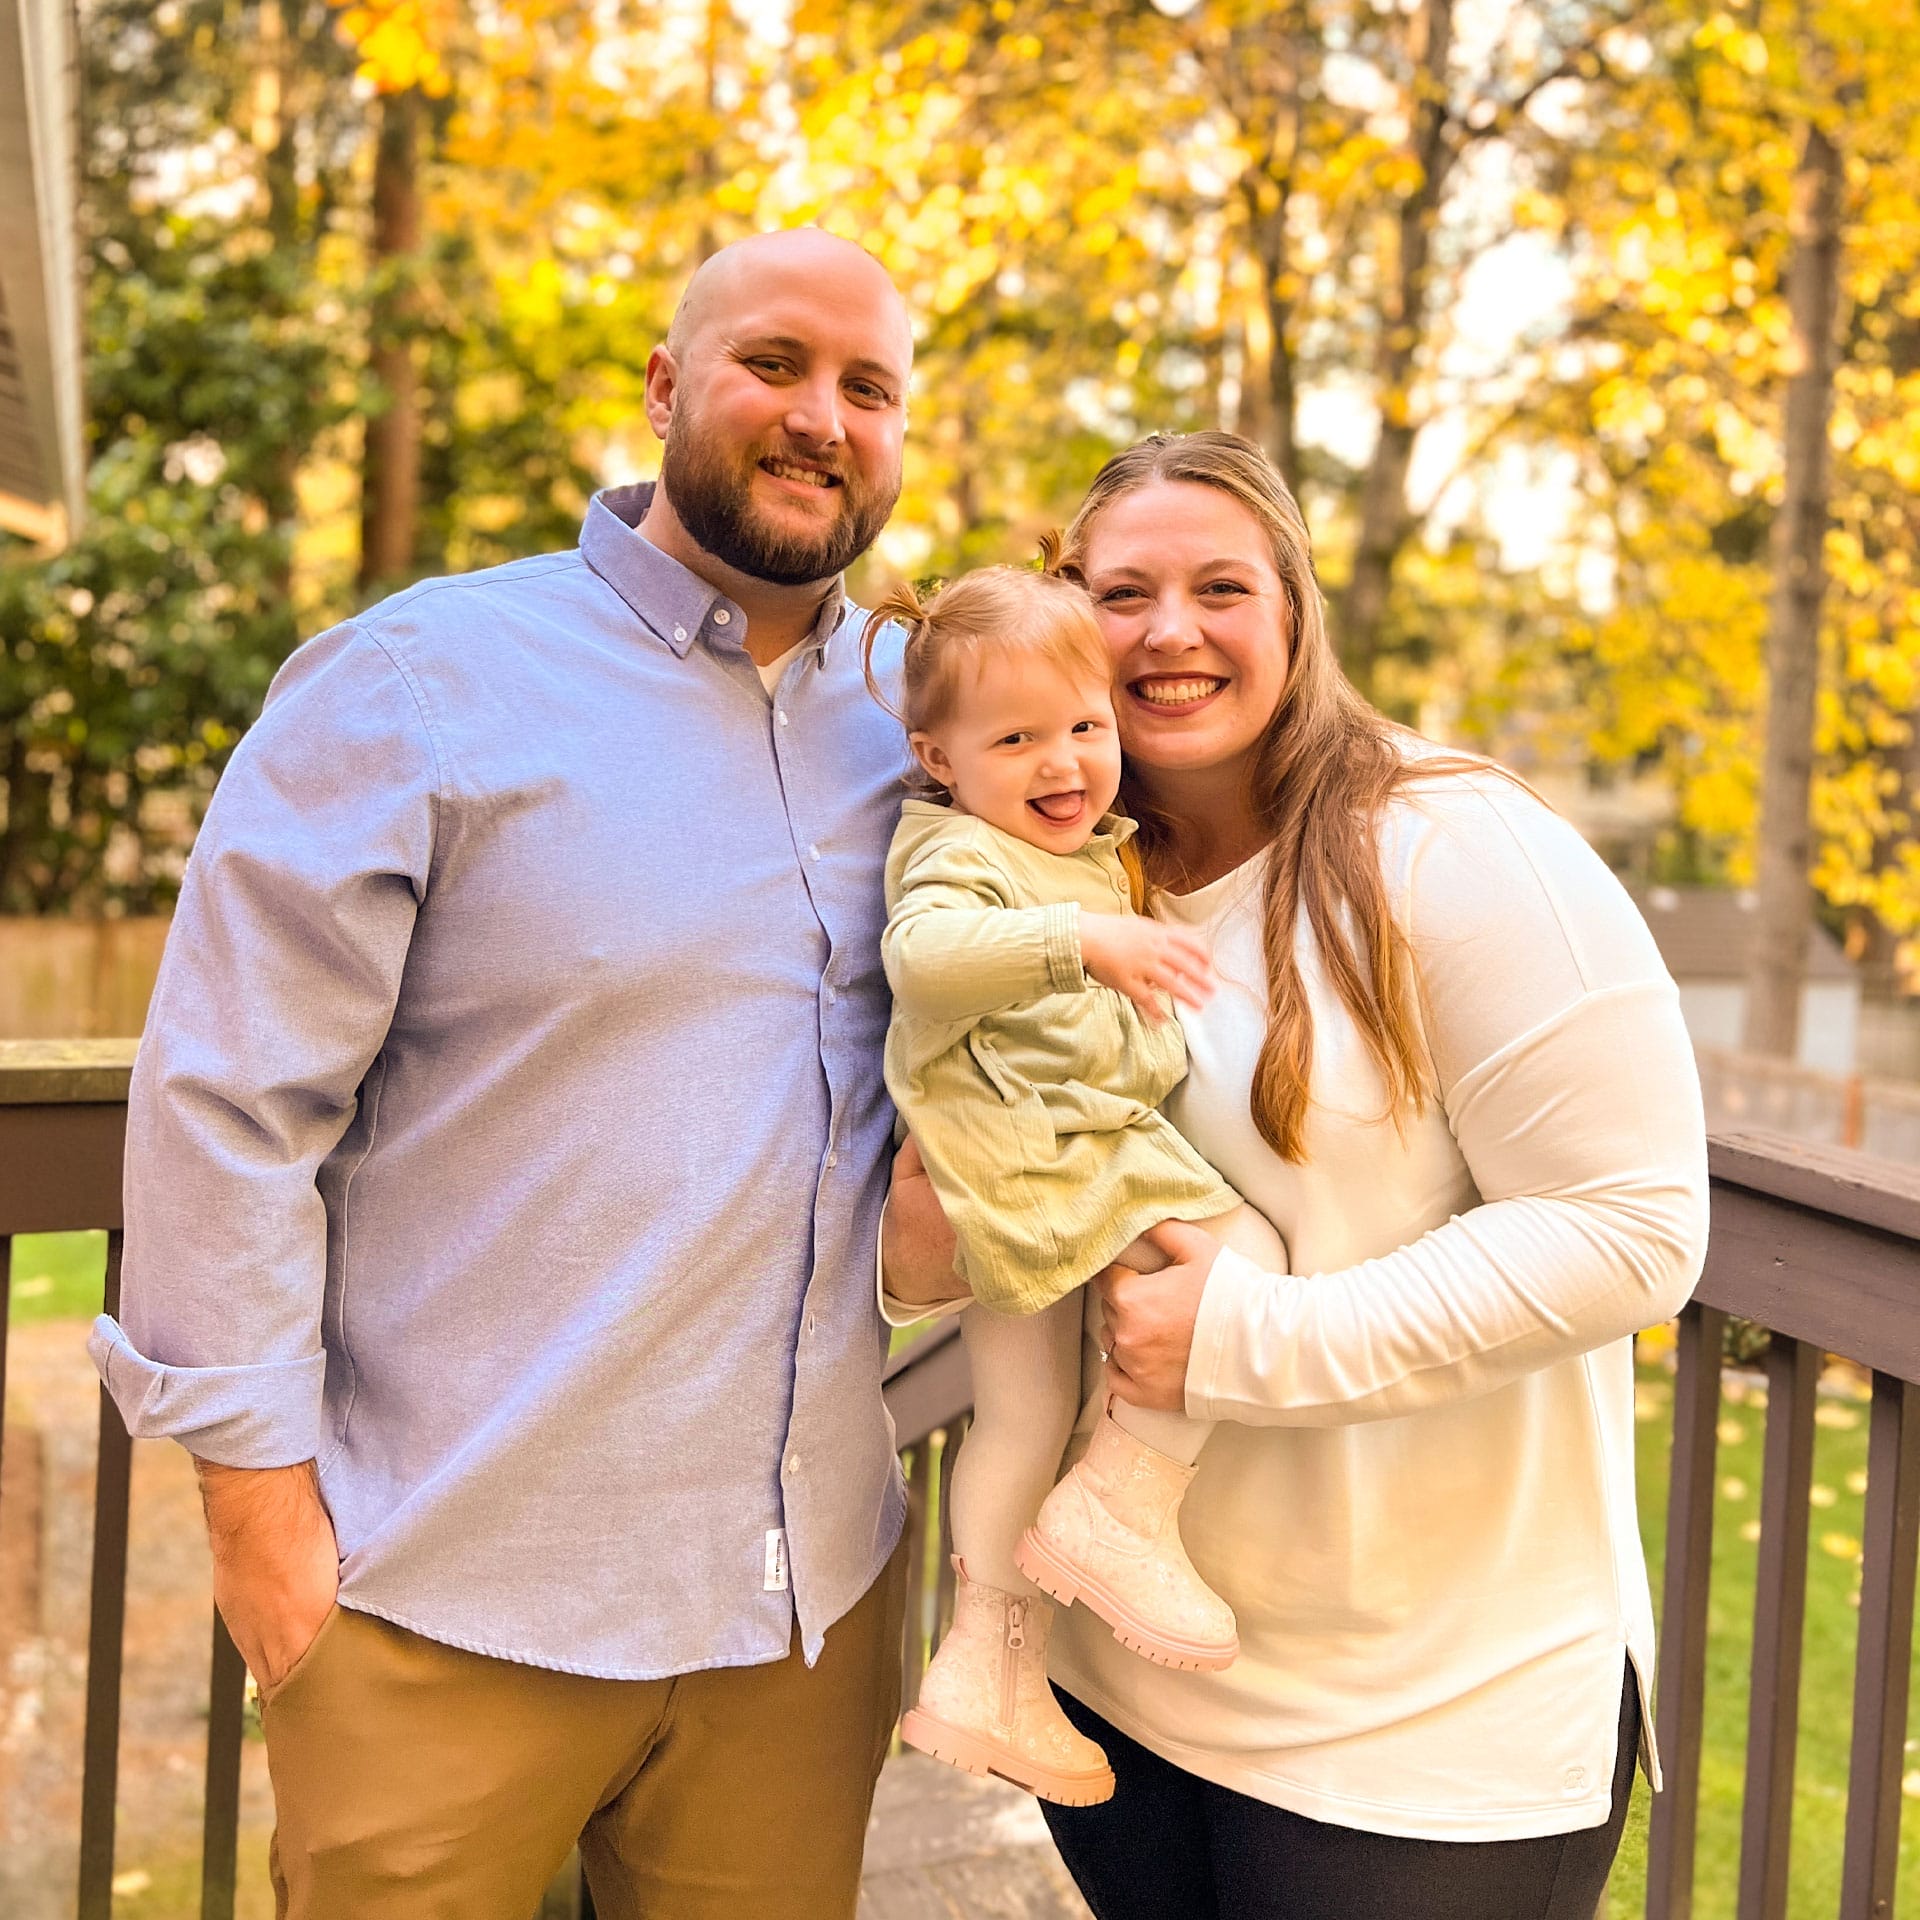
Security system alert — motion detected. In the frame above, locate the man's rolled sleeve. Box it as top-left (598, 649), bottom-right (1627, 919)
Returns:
top-left (88, 1320), bottom-right (327, 1466)
top-left (92, 620), bottom-right (439, 1465)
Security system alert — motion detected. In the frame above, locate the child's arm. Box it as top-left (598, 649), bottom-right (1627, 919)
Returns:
top-left (883, 851), bottom-right (1084, 1026)
top-left (885, 839), bottom-right (1216, 1027)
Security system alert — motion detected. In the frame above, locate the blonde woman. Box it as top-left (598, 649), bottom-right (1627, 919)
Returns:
top-left (883, 431), bottom-right (1707, 1919)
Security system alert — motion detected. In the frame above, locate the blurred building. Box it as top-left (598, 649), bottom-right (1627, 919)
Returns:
top-left (0, 0), bottom-right (84, 547)
top-left (1629, 884), bottom-right (1861, 1077)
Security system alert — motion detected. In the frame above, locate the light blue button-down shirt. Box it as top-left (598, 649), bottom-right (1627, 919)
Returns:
top-left (90, 484), bottom-right (912, 1676)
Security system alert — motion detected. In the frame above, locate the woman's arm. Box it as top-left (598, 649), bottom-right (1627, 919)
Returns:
top-left (1111, 778), bottom-right (1710, 1426)
top-left (878, 1134), bottom-right (972, 1320)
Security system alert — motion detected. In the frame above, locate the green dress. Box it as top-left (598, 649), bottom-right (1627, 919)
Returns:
top-left (882, 799), bottom-right (1240, 1316)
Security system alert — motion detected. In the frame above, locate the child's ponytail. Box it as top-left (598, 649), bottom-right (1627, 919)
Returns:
top-left (862, 581), bottom-right (933, 721)
top-left (861, 558), bottom-right (1107, 758)
top-left (1035, 529), bottom-right (1068, 576)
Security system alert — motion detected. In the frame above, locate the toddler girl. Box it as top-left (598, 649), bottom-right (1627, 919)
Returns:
top-left (864, 555), bottom-right (1287, 1805)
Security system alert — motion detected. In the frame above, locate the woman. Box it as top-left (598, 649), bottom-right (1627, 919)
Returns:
top-left (883, 431), bottom-right (1708, 1919)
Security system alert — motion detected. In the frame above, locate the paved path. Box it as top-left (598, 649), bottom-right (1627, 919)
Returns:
top-left (862, 1753), bottom-right (1093, 1919)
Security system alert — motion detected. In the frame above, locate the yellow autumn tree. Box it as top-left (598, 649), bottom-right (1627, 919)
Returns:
top-left (1534, 0), bottom-right (1920, 1002)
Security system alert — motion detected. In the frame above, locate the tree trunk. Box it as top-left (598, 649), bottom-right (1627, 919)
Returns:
top-left (1212, 4), bottom-right (1307, 490)
top-left (1743, 113), bottom-right (1844, 1058)
top-left (252, 0), bottom-right (302, 610)
top-left (1334, 0), bottom-right (1454, 699)
top-left (0, 732), bottom-right (35, 912)
top-left (1236, 176), bottom-right (1299, 489)
top-left (1847, 722), bottom-right (1920, 999)
top-left (359, 87), bottom-right (425, 598)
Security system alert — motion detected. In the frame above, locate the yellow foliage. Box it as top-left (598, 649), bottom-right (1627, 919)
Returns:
top-left (332, 0), bottom-right (455, 96)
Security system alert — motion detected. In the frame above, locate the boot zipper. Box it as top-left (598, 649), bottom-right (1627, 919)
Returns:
top-left (1001, 1600), bottom-right (1025, 1731)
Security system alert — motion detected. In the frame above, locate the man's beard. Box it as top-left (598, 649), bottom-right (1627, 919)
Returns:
top-left (661, 422), bottom-right (899, 587)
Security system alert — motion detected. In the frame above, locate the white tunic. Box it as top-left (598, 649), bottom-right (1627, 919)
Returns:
top-left (1047, 765), bottom-right (1709, 1841)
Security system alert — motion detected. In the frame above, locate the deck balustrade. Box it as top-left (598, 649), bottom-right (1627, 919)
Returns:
top-left (6, 1039), bottom-right (1920, 1919)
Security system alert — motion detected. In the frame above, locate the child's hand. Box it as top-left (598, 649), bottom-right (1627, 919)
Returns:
top-left (1078, 913), bottom-right (1215, 1023)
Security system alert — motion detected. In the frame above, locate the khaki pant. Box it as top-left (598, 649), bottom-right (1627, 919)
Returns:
top-left (261, 1541), bottom-right (907, 1920)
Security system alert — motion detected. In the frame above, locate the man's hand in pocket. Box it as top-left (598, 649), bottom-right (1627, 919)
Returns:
top-left (194, 1459), bottom-right (340, 1692)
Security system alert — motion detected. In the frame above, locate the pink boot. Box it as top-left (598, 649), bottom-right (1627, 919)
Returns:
top-left (900, 1560), bottom-right (1115, 1806)
top-left (1015, 1410), bottom-right (1238, 1671)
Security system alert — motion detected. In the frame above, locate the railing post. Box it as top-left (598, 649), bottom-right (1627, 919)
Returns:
top-left (934, 1413), bottom-right (967, 1649)
top-left (1838, 1371), bottom-right (1920, 1920)
top-left (0, 1231), bottom-right (12, 1548)
top-left (200, 1610), bottom-right (248, 1920)
top-left (1648, 1301), bottom-right (1726, 1920)
top-left (898, 1441), bottom-right (933, 1725)
top-left (78, 1229), bottom-right (131, 1920)
top-left (1736, 1335), bottom-right (1819, 1920)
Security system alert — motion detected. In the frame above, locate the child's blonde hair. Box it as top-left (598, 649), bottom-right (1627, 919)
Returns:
top-left (860, 535), bottom-right (1112, 738)
top-left (862, 539), bottom-right (1144, 903)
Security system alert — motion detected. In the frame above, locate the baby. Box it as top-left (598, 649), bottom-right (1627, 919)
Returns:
top-left (864, 554), bottom-right (1287, 1806)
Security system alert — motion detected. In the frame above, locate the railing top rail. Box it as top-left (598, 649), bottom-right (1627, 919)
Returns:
top-left (881, 1317), bottom-right (968, 1454)
top-left (1710, 1128), bottom-right (1920, 1245)
top-left (882, 1315), bottom-right (961, 1384)
top-left (0, 1038), bottom-right (138, 1106)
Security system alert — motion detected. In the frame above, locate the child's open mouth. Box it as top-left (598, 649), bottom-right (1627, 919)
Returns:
top-left (1029, 791), bottom-right (1087, 825)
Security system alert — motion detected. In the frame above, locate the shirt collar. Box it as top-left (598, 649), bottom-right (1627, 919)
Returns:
top-left (580, 481), bottom-right (849, 663)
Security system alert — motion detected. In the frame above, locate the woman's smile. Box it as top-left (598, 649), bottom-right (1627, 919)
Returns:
top-left (1127, 673), bottom-right (1229, 715)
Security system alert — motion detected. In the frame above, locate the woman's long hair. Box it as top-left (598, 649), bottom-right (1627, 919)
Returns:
top-left (1062, 431), bottom-right (1486, 1163)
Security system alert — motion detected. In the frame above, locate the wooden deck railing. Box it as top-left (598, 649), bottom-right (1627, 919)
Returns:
top-left (7, 1039), bottom-right (1920, 1918)
top-left (881, 1130), bottom-right (1920, 1920)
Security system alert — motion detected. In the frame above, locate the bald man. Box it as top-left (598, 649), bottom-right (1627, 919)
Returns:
top-left (91, 230), bottom-right (919, 1918)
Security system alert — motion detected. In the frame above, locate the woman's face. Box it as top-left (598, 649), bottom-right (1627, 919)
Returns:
top-left (1078, 481), bottom-right (1291, 785)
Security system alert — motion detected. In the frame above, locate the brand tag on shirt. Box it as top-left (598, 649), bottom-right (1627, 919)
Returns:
top-left (763, 1528), bottom-right (790, 1592)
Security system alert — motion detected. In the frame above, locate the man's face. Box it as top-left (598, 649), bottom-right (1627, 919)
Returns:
top-left (652, 259), bottom-right (911, 586)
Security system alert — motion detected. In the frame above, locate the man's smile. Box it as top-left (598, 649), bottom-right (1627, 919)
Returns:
top-left (759, 456), bottom-right (842, 493)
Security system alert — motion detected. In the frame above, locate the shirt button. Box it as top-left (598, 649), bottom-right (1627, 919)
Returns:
top-left (673, 625), bottom-right (687, 643)
top-left (787, 1453), bottom-right (802, 1475)
top-left (713, 608), bottom-right (731, 626)
top-left (808, 844), bottom-right (822, 862)
top-left (825, 1151), bottom-right (839, 1171)
top-left (777, 710), bottom-right (789, 726)
top-left (825, 987), bottom-right (838, 1005)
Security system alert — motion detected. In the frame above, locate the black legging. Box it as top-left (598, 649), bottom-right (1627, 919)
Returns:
top-left (1041, 1670), bottom-right (1639, 1920)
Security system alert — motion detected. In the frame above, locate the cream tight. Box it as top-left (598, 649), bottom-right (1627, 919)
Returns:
top-left (947, 1202), bottom-right (1287, 1594)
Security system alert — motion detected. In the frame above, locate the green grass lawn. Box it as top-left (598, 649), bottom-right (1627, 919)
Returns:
top-left (7, 1229), bottom-right (109, 1324)
top-left (1608, 1350), bottom-right (1920, 1916)
top-left (11, 1240), bottom-right (1918, 1912)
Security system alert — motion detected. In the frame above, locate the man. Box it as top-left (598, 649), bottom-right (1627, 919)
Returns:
top-left (91, 228), bottom-right (918, 1919)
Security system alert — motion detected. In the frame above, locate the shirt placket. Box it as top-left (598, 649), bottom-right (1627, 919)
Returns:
top-left (766, 648), bottom-right (855, 1580)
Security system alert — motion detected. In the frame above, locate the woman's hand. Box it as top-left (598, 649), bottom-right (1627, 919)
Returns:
top-left (1095, 1219), bottom-right (1224, 1410)
top-left (1078, 915), bottom-right (1215, 1024)
top-left (881, 1134), bottom-right (972, 1311)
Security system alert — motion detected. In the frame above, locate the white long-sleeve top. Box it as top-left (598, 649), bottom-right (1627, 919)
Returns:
top-left (1047, 764), bottom-right (1709, 1841)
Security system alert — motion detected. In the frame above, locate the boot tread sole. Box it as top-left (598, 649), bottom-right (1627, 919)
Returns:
top-left (899, 1707), bottom-right (1116, 1806)
top-left (1014, 1528), bottom-right (1239, 1672)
